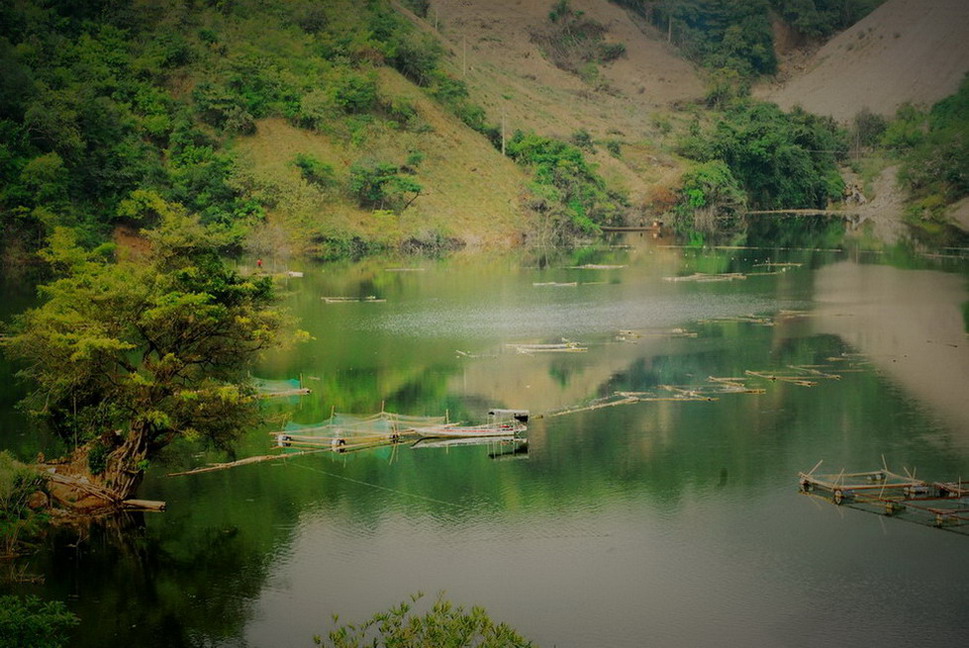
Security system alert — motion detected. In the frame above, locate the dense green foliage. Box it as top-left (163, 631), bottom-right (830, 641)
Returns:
top-left (674, 160), bottom-right (746, 235)
top-left (0, 0), bottom-right (511, 262)
top-left (2, 213), bottom-right (290, 498)
top-left (897, 76), bottom-right (969, 212)
top-left (0, 451), bottom-right (46, 557)
top-left (0, 595), bottom-right (78, 648)
top-left (680, 100), bottom-right (846, 210)
top-left (506, 131), bottom-right (627, 236)
top-left (314, 593), bottom-right (532, 648)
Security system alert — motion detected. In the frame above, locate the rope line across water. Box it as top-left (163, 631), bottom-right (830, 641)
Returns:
top-left (290, 460), bottom-right (464, 510)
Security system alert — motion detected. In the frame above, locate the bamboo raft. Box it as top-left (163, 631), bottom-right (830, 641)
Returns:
top-left (664, 272), bottom-right (747, 282)
top-left (507, 341), bottom-right (588, 354)
top-left (321, 296), bottom-right (386, 303)
top-left (799, 461), bottom-right (969, 533)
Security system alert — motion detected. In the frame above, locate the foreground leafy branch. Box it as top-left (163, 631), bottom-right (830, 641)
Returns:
top-left (314, 593), bottom-right (533, 648)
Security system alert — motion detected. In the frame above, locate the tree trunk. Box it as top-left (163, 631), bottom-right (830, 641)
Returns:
top-left (99, 423), bottom-right (150, 502)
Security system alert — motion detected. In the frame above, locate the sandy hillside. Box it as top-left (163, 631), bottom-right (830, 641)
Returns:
top-left (760, 0), bottom-right (969, 122)
top-left (426, 0), bottom-right (705, 203)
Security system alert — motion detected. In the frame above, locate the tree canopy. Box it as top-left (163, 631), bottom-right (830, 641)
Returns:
top-left (3, 212), bottom-right (291, 500)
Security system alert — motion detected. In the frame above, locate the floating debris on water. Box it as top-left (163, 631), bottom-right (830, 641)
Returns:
top-left (532, 281), bottom-right (578, 287)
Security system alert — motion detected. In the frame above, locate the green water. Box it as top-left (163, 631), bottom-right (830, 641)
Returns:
top-left (3, 236), bottom-right (969, 647)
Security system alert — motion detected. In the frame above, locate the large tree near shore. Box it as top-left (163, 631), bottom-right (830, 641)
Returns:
top-left (3, 213), bottom-right (289, 504)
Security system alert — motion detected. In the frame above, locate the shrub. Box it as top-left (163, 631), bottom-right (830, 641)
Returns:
top-left (851, 107), bottom-right (888, 150)
top-left (293, 154), bottom-right (337, 190)
top-left (348, 161), bottom-right (422, 212)
top-left (0, 596), bottom-right (79, 648)
top-left (0, 451), bottom-right (47, 557)
top-left (313, 593), bottom-right (531, 648)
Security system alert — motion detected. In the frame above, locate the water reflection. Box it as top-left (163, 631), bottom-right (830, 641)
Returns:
top-left (3, 239), bottom-right (969, 647)
top-left (813, 261), bottom-right (969, 435)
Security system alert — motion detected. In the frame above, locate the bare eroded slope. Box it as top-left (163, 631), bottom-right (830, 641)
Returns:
top-left (761, 0), bottom-right (969, 122)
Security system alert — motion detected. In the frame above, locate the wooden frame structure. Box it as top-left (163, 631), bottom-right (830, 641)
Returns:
top-left (798, 460), bottom-right (969, 534)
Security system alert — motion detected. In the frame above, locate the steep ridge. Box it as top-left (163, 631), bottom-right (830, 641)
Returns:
top-left (760, 0), bottom-right (969, 122)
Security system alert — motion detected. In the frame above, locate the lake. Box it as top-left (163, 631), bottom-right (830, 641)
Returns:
top-left (3, 233), bottom-right (969, 647)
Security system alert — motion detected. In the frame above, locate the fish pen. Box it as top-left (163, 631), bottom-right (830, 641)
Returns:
top-left (798, 461), bottom-right (969, 535)
top-left (276, 410), bottom-right (448, 450)
top-left (253, 377), bottom-right (311, 398)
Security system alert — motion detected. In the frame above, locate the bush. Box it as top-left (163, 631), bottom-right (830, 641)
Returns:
top-left (293, 153), bottom-right (336, 190)
top-left (348, 161), bottom-right (422, 212)
top-left (0, 596), bottom-right (79, 648)
top-left (675, 160), bottom-right (746, 235)
top-left (507, 131), bottom-right (627, 234)
top-left (313, 593), bottom-right (531, 648)
top-left (851, 107), bottom-right (888, 150)
top-left (532, 0), bottom-right (626, 78)
top-left (0, 451), bottom-right (47, 557)
top-left (899, 77), bottom-right (969, 204)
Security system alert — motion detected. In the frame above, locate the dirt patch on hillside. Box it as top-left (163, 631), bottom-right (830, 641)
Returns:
top-left (759, 0), bottom-right (969, 122)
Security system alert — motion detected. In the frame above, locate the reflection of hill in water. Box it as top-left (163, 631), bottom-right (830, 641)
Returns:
top-left (812, 262), bottom-right (969, 436)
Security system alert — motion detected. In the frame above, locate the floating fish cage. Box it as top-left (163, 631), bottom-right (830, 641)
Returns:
top-left (798, 463), bottom-right (969, 534)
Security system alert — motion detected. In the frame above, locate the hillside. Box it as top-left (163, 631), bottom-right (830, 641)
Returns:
top-left (760, 0), bottom-right (969, 122)
top-left (429, 0), bottom-right (705, 207)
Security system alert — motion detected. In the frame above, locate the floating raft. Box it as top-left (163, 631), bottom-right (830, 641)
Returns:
top-left (798, 462), bottom-right (969, 534)
top-left (566, 264), bottom-right (626, 270)
top-left (322, 296), bottom-right (386, 303)
top-left (664, 272), bottom-right (747, 282)
top-left (507, 341), bottom-right (587, 354)
top-left (253, 377), bottom-right (311, 398)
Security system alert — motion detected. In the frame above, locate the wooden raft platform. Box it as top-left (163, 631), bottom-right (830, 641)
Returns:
top-left (798, 461), bottom-right (969, 532)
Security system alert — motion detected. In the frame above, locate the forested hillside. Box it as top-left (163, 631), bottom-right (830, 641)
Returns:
top-left (1, 0), bottom-right (966, 266)
top-left (0, 0), bottom-right (551, 266)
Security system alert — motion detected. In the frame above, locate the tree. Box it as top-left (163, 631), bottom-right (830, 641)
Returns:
top-left (676, 160), bottom-right (746, 235)
top-left (2, 212), bottom-right (291, 504)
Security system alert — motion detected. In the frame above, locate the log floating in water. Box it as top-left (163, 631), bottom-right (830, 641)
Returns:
top-left (122, 499), bottom-right (166, 511)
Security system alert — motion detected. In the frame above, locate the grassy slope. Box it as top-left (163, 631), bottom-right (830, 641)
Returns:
top-left (234, 67), bottom-right (531, 254)
top-left (429, 0), bottom-right (705, 212)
